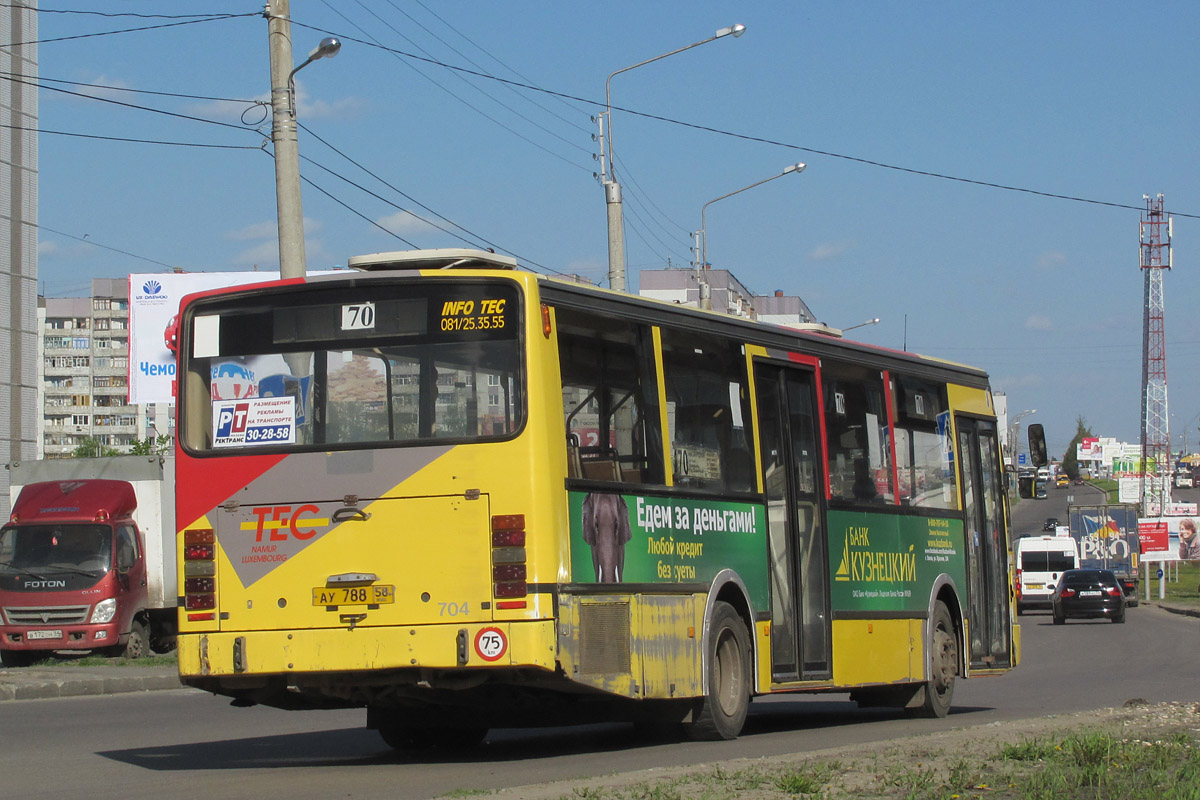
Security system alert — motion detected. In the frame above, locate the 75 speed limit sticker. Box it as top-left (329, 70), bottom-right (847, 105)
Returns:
top-left (473, 627), bottom-right (508, 662)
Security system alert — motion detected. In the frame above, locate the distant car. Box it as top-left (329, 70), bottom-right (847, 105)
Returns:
top-left (1074, 477), bottom-right (1084, 485)
top-left (1056, 475), bottom-right (1069, 487)
top-left (1051, 569), bottom-right (1126, 624)
top-left (1043, 517), bottom-right (1059, 531)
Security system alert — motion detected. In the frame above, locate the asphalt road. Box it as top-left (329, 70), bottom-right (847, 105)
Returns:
top-left (1, 600), bottom-right (1195, 800)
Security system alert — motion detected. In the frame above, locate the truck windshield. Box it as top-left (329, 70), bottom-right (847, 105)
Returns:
top-left (0, 524), bottom-right (113, 576)
top-left (180, 279), bottom-right (524, 453)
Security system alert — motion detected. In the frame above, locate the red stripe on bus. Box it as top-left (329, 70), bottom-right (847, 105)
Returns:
top-left (175, 452), bottom-right (288, 530)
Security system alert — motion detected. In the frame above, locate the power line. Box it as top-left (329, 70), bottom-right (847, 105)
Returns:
top-left (1, 71), bottom-right (259, 135)
top-left (32, 220), bottom-right (180, 270)
top-left (0, 120), bottom-right (262, 150)
top-left (3, 71), bottom-right (257, 104)
top-left (296, 122), bottom-right (564, 275)
top-left (289, 21), bottom-right (1200, 221)
top-left (0, 11), bottom-right (257, 49)
top-left (314, 1), bottom-right (589, 175)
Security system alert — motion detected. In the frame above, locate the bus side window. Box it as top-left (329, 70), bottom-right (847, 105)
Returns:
top-left (892, 375), bottom-right (956, 509)
top-left (556, 308), bottom-right (664, 485)
top-left (659, 328), bottom-right (754, 494)
top-left (822, 362), bottom-right (894, 504)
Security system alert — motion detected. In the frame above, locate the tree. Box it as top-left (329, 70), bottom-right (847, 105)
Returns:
top-left (1059, 416), bottom-right (1093, 479)
top-left (129, 434), bottom-right (172, 456)
top-left (71, 436), bottom-right (122, 458)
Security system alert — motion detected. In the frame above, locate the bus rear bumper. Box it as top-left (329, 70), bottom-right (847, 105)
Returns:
top-left (178, 620), bottom-right (558, 680)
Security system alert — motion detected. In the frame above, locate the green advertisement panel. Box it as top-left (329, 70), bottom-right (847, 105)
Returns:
top-left (568, 490), bottom-right (769, 610)
top-left (828, 509), bottom-right (966, 613)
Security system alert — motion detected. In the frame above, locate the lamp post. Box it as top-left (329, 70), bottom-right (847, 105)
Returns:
top-left (841, 317), bottom-right (881, 333)
top-left (600, 24), bottom-right (745, 292)
top-left (695, 162), bottom-right (805, 310)
top-left (267, 0), bottom-right (341, 279)
top-left (1008, 409), bottom-right (1036, 470)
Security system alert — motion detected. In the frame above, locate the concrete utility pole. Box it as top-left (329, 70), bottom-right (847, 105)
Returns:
top-left (599, 24), bottom-right (745, 293)
top-left (267, 0), bottom-right (306, 279)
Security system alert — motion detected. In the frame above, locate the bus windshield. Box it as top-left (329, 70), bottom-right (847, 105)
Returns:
top-left (180, 279), bottom-right (523, 452)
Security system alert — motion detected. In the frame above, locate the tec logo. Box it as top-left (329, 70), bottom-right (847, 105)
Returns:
top-left (242, 505), bottom-right (330, 542)
top-left (216, 404), bottom-right (250, 437)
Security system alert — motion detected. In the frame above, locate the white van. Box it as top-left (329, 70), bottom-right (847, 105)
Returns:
top-left (1014, 535), bottom-right (1079, 614)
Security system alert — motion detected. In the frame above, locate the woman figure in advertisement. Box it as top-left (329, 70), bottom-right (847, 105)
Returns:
top-left (1178, 518), bottom-right (1200, 561)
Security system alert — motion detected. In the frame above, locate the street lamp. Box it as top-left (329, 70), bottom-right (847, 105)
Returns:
top-left (600, 24), bottom-right (746, 292)
top-left (695, 162), bottom-right (805, 309)
top-left (267, 0), bottom-right (341, 279)
top-left (841, 317), bottom-right (881, 333)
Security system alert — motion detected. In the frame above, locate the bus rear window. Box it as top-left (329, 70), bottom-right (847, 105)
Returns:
top-left (1020, 551), bottom-right (1075, 572)
top-left (179, 280), bottom-right (523, 452)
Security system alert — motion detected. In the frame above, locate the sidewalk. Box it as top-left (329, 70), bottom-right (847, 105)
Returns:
top-left (0, 663), bottom-right (181, 702)
top-left (1, 602), bottom-right (1196, 702)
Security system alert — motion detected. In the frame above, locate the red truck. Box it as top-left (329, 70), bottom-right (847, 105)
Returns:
top-left (0, 456), bottom-right (175, 667)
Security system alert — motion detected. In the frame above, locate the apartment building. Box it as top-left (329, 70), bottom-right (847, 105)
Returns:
top-left (638, 268), bottom-right (816, 325)
top-left (39, 279), bottom-right (164, 458)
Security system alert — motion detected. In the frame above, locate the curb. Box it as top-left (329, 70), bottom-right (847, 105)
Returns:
top-left (0, 668), bottom-right (181, 702)
top-left (1149, 602), bottom-right (1200, 619)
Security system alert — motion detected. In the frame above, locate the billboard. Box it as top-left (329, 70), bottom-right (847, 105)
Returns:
top-left (128, 271), bottom-right (336, 404)
top-left (1139, 516), bottom-right (1200, 562)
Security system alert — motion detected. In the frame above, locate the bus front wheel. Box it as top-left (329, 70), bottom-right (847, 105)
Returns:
top-left (909, 600), bottom-right (957, 719)
top-left (685, 601), bottom-right (751, 741)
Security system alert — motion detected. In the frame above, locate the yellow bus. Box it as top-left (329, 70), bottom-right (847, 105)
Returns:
top-left (173, 249), bottom-right (1027, 748)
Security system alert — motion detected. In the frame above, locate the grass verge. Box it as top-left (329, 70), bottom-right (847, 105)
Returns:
top-left (466, 703), bottom-right (1200, 800)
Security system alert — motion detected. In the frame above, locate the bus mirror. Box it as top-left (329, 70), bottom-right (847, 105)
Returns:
top-left (1027, 424), bottom-right (1048, 468)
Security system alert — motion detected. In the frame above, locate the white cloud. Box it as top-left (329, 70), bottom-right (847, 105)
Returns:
top-left (375, 210), bottom-right (436, 236)
top-left (808, 241), bottom-right (853, 261)
top-left (993, 373), bottom-right (1044, 390)
top-left (227, 221), bottom-right (279, 242)
top-left (226, 218), bottom-right (323, 242)
top-left (1037, 250), bottom-right (1068, 269)
top-left (231, 240), bottom-right (280, 268)
top-left (1025, 315), bottom-right (1053, 331)
top-left (187, 83), bottom-right (366, 124)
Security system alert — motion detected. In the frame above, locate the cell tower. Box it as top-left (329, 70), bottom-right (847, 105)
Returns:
top-left (1139, 193), bottom-right (1172, 514)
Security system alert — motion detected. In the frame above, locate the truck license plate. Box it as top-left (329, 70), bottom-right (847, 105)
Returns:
top-left (1026, 583), bottom-right (1043, 590)
top-left (26, 629), bottom-right (63, 640)
top-left (312, 585), bottom-right (395, 606)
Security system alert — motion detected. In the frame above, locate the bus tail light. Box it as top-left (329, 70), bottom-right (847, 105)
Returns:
top-left (491, 514), bottom-right (527, 605)
top-left (183, 528), bottom-right (217, 620)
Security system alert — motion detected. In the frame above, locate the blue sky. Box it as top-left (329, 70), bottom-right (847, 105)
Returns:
top-left (32, 2), bottom-right (1200, 457)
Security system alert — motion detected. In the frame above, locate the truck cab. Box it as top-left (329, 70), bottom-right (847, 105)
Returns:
top-left (0, 479), bottom-right (151, 666)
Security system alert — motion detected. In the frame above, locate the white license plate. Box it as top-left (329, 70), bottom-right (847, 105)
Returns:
top-left (1080, 591), bottom-right (1101, 597)
top-left (26, 629), bottom-right (63, 640)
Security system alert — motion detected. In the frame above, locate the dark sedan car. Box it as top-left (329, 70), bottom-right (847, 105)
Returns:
top-left (1043, 517), bottom-right (1059, 531)
top-left (1051, 569), bottom-right (1126, 624)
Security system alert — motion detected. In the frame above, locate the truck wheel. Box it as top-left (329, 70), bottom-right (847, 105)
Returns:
top-left (684, 601), bottom-right (751, 741)
top-left (910, 600), bottom-right (957, 719)
top-left (0, 649), bottom-right (40, 668)
top-left (116, 620), bottom-right (149, 660)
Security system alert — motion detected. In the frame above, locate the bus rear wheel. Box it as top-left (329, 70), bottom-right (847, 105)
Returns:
top-left (909, 600), bottom-right (957, 719)
top-left (685, 601), bottom-right (751, 741)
